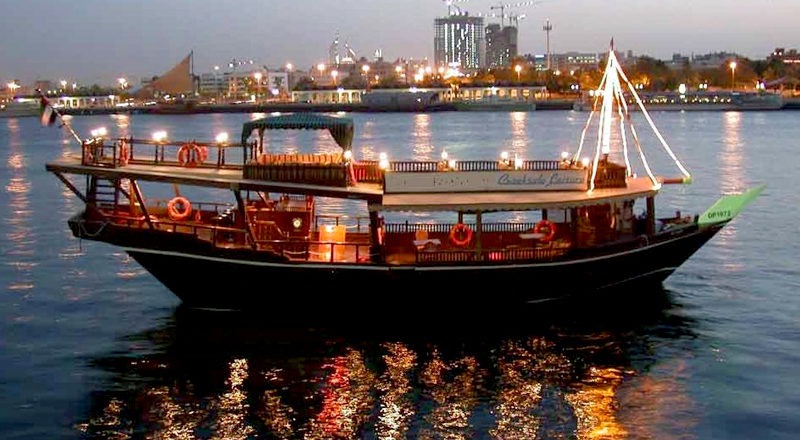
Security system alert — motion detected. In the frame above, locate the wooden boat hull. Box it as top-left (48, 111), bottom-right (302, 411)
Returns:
top-left (80, 220), bottom-right (725, 310)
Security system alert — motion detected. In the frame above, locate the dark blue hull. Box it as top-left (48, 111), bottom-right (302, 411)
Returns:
top-left (113, 224), bottom-right (724, 310)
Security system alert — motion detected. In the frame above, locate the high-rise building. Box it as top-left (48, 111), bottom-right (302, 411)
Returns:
top-left (434, 13), bottom-right (485, 70)
top-left (485, 23), bottom-right (518, 68)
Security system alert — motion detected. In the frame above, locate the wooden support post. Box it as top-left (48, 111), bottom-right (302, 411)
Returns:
top-left (130, 180), bottom-right (154, 230)
top-left (52, 172), bottom-right (88, 203)
top-left (234, 189), bottom-right (257, 249)
top-left (646, 196), bottom-right (656, 236)
top-left (570, 207), bottom-right (578, 243)
top-left (368, 208), bottom-right (384, 263)
top-left (475, 210), bottom-right (482, 259)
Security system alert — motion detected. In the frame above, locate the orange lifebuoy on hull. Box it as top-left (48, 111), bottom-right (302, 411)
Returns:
top-left (167, 196), bottom-right (192, 221)
top-left (449, 223), bottom-right (473, 247)
top-left (534, 219), bottom-right (556, 243)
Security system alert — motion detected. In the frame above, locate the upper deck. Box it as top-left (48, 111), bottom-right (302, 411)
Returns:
top-left (45, 135), bottom-right (657, 215)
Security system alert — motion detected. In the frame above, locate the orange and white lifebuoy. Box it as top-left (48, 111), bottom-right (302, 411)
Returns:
top-left (197, 145), bottom-right (208, 164)
top-left (534, 219), bottom-right (556, 243)
top-left (177, 143), bottom-right (205, 167)
top-left (167, 196), bottom-right (192, 221)
top-left (449, 223), bottom-right (473, 247)
top-left (119, 141), bottom-right (129, 166)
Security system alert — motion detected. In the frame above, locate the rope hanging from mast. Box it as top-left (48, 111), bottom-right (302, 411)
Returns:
top-left (579, 44), bottom-right (693, 192)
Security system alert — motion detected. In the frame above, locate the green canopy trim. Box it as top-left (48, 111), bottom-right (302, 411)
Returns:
top-left (240, 113), bottom-right (354, 150)
top-left (698, 184), bottom-right (766, 226)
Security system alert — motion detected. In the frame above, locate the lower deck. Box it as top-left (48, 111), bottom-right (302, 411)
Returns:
top-left (79, 196), bottom-right (690, 267)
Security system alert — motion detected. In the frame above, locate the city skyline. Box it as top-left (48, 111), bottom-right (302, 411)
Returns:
top-left (2, 0), bottom-right (794, 86)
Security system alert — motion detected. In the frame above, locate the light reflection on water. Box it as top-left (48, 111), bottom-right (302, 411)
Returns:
top-left (713, 112), bottom-right (745, 271)
top-left (75, 291), bottom-right (698, 439)
top-left (507, 111), bottom-right (528, 157)
top-left (412, 114), bottom-right (434, 161)
top-left (3, 118), bottom-right (36, 294)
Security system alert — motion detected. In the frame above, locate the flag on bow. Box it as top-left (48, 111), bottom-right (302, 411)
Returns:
top-left (39, 96), bottom-right (57, 126)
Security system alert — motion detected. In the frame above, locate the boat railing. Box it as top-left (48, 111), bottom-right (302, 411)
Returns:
top-left (351, 159), bottom-right (564, 185)
top-left (415, 246), bottom-right (567, 263)
top-left (255, 238), bottom-right (373, 263)
top-left (243, 162), bottom-right (348, 186)
top-left (386, 159), bottom-right (562, 172)
top-left (315, 214), bottom-right (371, 233)
top-left (352, 161), bottom-right (383, 183)
top-left (82, 137), bottom-right (248, 169)
top-left (384, 221), bottom-right (538, 234)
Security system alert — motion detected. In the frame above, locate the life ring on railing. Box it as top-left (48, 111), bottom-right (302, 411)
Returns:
top-left (177, 143), bottom-right (200, 167)
top-left (534, 219), bottom-right (556, 243)
top-left (119, 141), bottom-right (129, 166)
top-left (449, 223), bottom-right (473, 247)
top-left (167, 196), bottom-right (192, 221)
top-left (197, 145), bottom-right (208, 164)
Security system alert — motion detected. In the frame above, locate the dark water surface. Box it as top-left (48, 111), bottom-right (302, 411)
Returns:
top-left (1, 111), bottom-right (798, 439)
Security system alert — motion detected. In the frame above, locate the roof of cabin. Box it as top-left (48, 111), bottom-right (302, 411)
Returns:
top-left (241, 113), bottom-right (354, 150)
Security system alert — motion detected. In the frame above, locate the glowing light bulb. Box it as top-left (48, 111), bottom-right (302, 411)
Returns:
top-left (152, 131), bottom-right (167, 142)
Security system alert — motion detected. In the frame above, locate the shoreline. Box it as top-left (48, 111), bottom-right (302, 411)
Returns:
top-left (38, 97), bottom-right (800, 116)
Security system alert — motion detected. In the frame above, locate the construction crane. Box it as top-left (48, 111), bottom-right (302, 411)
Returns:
top-left (489, 1), bottom-right (540, 27)
top-left (509, 12), bottom-right (526, 27)
top-left (443, 0), bottom-right (470, 15)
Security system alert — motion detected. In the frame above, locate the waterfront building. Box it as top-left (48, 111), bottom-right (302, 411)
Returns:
top-left (291, 88), bottom-right (363, 104)
top-left (198, 72), bottom-right (226, 99)
top-left (328, 32), bottom-right (358, 67)
top-left (526, 52), bottom-right (599, 72)
top-left (553, 52), bottom-right (600, 73)
top-left (689, 51), bottom-right (738, 69)
top-left (434, 13), bottom-right (485, 70)
top-left (485, 23), bottom-right (518, 68)
top-left (54, 95), bottom-right (119, 109)
top-left (771, 48), bottom-right (800, 65)
top-left (459, 85), bottom-right (547, 101)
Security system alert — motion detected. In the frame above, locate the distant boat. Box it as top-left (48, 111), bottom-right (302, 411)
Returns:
top-left (574, 90), bottom-right (784, 111)
top-left (453, 96), bottom-right (536, 112)
top-left (0, 98), bottom-right (40, 118)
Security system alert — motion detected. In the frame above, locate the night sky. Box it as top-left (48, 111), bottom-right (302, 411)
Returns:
top-left (1, 0), bottom-right (793, 85)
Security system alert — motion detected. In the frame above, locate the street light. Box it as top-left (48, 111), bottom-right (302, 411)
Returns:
top-left (514, 64), bottom-right (522, 82)
top-left (6, 81), bottom-right (20, 100)
top-left (729, 61), bottom-right (737, 92)
top-left (361, 64), bottom-right (370, 89)
top-left (253, 71), bottom-right (262, 102)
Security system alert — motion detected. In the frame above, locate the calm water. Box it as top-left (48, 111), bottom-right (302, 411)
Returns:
top-left (1, 110), bottom-right (798, 439)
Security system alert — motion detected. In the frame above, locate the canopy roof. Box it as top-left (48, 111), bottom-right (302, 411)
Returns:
top-left (241, 113), bottom-right (354, 150)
